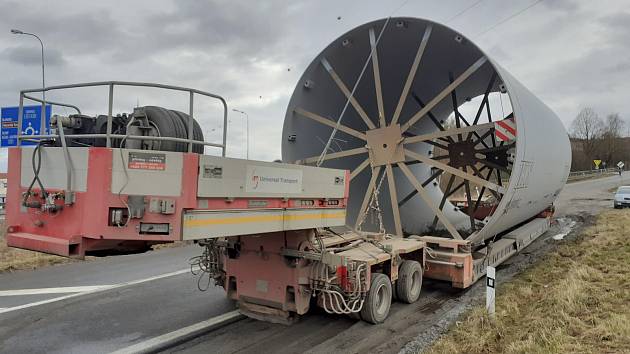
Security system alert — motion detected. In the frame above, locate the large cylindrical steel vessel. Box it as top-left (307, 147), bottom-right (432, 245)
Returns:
top-left (282, 17), bottom-right (570, 244)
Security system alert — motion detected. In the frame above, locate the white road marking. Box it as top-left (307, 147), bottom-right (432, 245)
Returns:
top-left (111, 310), bottom-right (244, 354)
top-left (0, 285), bottom-right (111, 296)
top-left (0, 269), bottom-right (190, 315)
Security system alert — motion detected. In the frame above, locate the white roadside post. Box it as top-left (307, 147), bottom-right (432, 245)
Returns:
top-left (486, 266), bottom-right (496, 318)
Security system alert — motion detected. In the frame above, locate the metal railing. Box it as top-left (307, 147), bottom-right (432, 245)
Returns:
top-left (17, 81), bottom-right (228, 156)
top-left (567, 168), bottom-right (618, 180)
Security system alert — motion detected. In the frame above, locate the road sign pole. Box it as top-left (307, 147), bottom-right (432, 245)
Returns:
top-left (17, 95), bottom-right (24, 147)
top-left (486, 266), bottom-right (496, 318)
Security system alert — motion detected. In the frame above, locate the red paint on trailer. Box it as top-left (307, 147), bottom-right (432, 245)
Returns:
top-left (5, 147), bottom-right (200, 256)
top-left (225, 231), bottom-right (313, 315)
top-left (5, 147), bottom-right (349, 257)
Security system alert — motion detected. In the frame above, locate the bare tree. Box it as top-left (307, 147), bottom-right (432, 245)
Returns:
top-left (570, 107), bottom-right (603, 161)
top-left (601, 113), bottom-right (625, 164)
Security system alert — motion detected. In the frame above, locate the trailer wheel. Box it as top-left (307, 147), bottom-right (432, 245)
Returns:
top-left (360, 273), bottom-right (392, 324)
top-left (142, 106), bottom-right (188, 152)
top-left (171, 110), bottom-right (206, 154)
top-left (396, 260), bottom-right (423, 304)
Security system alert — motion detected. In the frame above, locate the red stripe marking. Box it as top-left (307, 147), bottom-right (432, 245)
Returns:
top-left (495, 130), bottom-right (510, 142)
top-left (496, 120), bottom-right (516, 135)
top-left (505, 117), bottom-right (516, 128)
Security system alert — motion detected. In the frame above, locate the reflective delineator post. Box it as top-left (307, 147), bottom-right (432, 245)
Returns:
top-left (486, 266), bottom-right (496, 318)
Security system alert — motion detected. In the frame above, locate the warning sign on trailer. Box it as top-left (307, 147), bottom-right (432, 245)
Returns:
top-left (128, 152), bottom-right (166, 170)
top-left (494, 117), bottom-right (516, 142)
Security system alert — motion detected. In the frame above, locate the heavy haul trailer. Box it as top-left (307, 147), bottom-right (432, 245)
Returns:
top-left (4, 81), bottom-right (435, 324)
top-left (4, 95), bottom-right (555, 325)
top-left (4, 141), bottom-right (552, 325)
top-left (5, 16), bottom-right (571, 324)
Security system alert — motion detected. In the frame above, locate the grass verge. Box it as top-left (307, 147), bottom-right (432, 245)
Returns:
top-left (567, 171), bottom-right (618, 184)
top-left (427, 209), bottom-right (630, 354)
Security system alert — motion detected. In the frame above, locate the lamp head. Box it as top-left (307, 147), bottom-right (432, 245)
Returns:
top-left (10, 29), bottom-right (24, 34)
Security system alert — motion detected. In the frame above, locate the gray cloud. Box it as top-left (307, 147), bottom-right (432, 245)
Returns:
top-left (3, 45), bottom-right (65, 66)
top-left (1, 0), bottom-right (630, 173)
top-left (540, 0), bottom-right (579, 12)
top-left (0, 2), bottom-right (125, 54)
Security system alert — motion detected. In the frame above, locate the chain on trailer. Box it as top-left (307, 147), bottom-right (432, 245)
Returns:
top-left (356, 171), bottom-right (387, 234)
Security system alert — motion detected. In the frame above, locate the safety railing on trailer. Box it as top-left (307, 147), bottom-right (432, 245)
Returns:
top-left (16, 81), bottom-right (228, 156)
top-left (16, 81), bottom-right (228, 206)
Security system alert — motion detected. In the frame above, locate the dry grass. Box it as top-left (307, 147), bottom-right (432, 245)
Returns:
top-left (567, 171), bottom-right (618, 184)
top-left (151, 241), bottom-right (193, 250)
top-left (0, 222), bottom-right (189, 273)
top-left (0, 223), bottom-right (77, 272)
top-left (427, 210), bottom-right (630, 354)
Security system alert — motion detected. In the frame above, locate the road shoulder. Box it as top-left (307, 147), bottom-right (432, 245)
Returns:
top-left (424, 209), bottom-right (630, 353)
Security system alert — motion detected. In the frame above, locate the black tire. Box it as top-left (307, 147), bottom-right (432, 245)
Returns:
top-left (360, 273), bottom-right (392, 324)
top-left (143, 106), bottom-right (188, 152)
top-left (170, 110), bottom-right (205, 154)
top-left (396, 260), bottom-right (423, 304)
top-left (93, 114), bottom-right (127, 147)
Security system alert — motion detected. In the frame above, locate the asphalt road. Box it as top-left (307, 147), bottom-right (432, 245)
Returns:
top-left (0, 172), bottom-right (628, 354)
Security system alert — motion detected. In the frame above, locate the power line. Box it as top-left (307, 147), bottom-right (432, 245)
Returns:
top-left (390, 0), bottom-right (413, 17)
top-left (475, 0), bottom-right (545, 37)
top-left (445, 0), bottom-right (485, 24)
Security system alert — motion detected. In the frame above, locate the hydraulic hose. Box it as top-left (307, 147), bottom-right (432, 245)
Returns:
top-left (23, 141), bottom-right (50, 208)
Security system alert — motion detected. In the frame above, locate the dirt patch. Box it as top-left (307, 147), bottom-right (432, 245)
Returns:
top-left (424, 210), bottom-right (630, 354)
top-left (151, 241), bottom-right (193, 251)
top-left (0, 223), bottom-right (78, 272)
top-left (0, 221), bottom-right (189, 273)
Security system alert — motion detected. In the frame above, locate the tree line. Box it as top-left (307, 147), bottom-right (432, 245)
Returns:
top-left (569, 107), bottom-right (627, 171)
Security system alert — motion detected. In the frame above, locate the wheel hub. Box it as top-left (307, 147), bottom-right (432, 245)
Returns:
top-left (365, 124), bottom-right (405, 167)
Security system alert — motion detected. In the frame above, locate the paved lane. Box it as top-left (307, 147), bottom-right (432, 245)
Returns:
top-left (0, 246), bottom-right (234, 353)
top-left (1, 172), bottom-right (627, 354)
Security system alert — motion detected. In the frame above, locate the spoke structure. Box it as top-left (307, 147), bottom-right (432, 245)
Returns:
top-left (385, 164), bottom-right (403, 236)
top-left (294, 108), bottom-right (367, 141)
top-left (391, 26), bottom-right (432, 126)
top-left (401, 56), bottom-right (488, 133)
top-left (369, 28), bottom-right (386, 127)
top-left (321, 58), bottom-right (376, 130)
top-left (298, 146), bottom-right (368, 165)
top-left (290, 23), bottom-right (513, 240)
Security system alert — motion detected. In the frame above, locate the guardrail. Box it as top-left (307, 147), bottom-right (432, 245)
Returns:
top-left (567, 168), bottom-right (619, 180)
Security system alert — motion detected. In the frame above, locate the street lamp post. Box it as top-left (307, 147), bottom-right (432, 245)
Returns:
top-left (232, 109), bottom-right (249, 159)
top-left (11, 29), bottom-right (47, 135)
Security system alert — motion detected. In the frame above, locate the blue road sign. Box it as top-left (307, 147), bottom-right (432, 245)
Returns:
top-left (1, 105), bottom-right (51, 147)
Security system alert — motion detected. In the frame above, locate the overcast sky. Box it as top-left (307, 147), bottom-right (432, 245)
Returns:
top-left (0, 0), bottom-right (628, 171)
